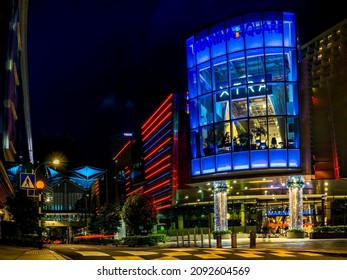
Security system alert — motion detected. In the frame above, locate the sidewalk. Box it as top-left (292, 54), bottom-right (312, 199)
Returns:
top-left (16, 248), bottom-right (68, 260)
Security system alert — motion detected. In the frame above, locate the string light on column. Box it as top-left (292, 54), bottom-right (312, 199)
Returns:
top-left (213, 181), bottom-right (228, 231)
top-left (287, 176), bottom-right (305, 230)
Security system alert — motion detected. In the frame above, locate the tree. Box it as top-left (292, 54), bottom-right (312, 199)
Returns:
top-left (6, 190), bottom-right (38, 237)
top-left (90, 203), bottom-right (122, 234)
top-left (122, 191), bottom-right (158, 235)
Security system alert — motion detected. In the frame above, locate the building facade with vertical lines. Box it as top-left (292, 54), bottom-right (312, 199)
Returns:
top-left (0, 0), bottom-right (33, 220)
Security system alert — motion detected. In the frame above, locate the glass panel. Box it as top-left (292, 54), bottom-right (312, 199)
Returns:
top-left (188, 68), bottom-right (197, 99)
top-left (267, 83), bottom-right (285, 115)
top-left (198, 94), bottom-right (213, 126)
top-left (232, 119), bottom-right (249, 151)
top-left (186, 36), bottom-right (196, 69)
top-left (229, 51), bottom-right (246, 86)
top-left (216, 153), bottom-right (232, 172)
top-left (201, 156), bottom-right (216, 174)
top-left (285, 48), bottom-right (297, 82)
top-left (210, 22), bottom-right (227, 58)
top-left (250, 118), bottom-right (268, 150)
top-left (249, 96), bottom-right (266, 117)
top-left (232, 99), bottom-right (248, 119)
top-left (191, 159), bottom-right (201, 176)
top-left (269, 149), bottom-right (287, 167)
top-left (198, 62), bottom-right (212, 95)
top-left (286, 83), bottom-right (299, 115)
top-left (265, 48), bottom-right (284, 81)
top-left (214, 90), bottom-right (230, 122)
top-left (215, 122), bottom-right (231, 154)
top-left (263, 12), bottom-right (283, 47)
top-left (250, 150), bottom-right (268, 168)
top-left (233, 151), bottom-right (249, 170)
top-left (283, 12), bottom-right (296, 48)
top-left (287, 116), bottom-right (300, 149)
top-left (226, 16), bottom-right (244, 53)
top-left (288, 149), bottom-right (300, 167)
top-left (244, 13), bottom-right (264, 49)
top-left (246, 49), bottom-right (265, 83)
top-left (200, 125), bottom-right (215, 156)
top-left (190, 128), bottom-right (200, 158)
top-left (268, 116), bottom-right (286, 149)
top-left (196, 29), bottom-right (210, 64)
top-left (231, 85), bottom-right (247, 100)
top-left (248, 81), bottom-right (267, 98)
top-left (189, 98), bottom-right (199, 129)
top-left (212, 56), bottom-right (228, 91)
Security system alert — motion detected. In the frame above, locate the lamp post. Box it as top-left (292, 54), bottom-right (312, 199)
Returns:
top-left (36, 180), bottom-right (45, 249)
top-left (33, 159), bottom-right (60, 249)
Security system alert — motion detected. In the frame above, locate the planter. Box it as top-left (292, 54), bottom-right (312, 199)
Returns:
top-left (310, 232), bottom-right (347, 239)
top-left (286, 231), bottom-right (305, 239)
top-left (213, 233), bottom-right (231, 239)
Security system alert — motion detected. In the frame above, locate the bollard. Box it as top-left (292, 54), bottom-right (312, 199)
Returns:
top-left (216, 234), bottom-right (222, 248)
top-left (231, 233), bottom-right (237, 248)
top-left (250, 231), bottom-right (256, 248)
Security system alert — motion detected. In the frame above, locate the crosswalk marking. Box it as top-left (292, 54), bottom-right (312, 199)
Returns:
top-left (76, 251), bottom-right (109, 256)
top-left (112, 256), bottom-right (145, 260)
top-left (195, 254), bottom-right (225, 259)
top-left (119, 251), bottom-right (157, 256)
top-left (298, 252), bottom-right (323, 256)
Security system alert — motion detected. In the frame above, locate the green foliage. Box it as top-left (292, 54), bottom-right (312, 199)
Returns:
top-left (122, 191), bottom-right (158, 235)
top-left (313, 225), bottom-right (347, 233)
top-left (88, 203), bottom-right (121, 234)
top-left (123, 234), bottom-right (166, 246)
top-left (6, 189), bottom-right (39, 237)
top-left (212, 229), bottom-right (231, 235)
top-left (286, 228), bottom-right (304, 233)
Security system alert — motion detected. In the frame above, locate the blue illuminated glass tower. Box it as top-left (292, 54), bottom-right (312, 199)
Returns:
top-left (186, 12), bottom-right (300, 176)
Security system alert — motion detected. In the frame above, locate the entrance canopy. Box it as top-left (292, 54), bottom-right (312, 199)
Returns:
top-left (6, 164), bottom-right (105, 190)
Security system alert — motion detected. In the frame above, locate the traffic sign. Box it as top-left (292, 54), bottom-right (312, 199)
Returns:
top-left (20, 173), bottom-right (36, 189)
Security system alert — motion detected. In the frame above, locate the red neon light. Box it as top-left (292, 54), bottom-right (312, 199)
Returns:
top-left (145, 154), bottom-right (171, 174)
top-left (144, 137), bottom-right (171, 160)
top-left (113, 140), bottom-right (133, 160)
top-left (127, 187), bottom-right (143, 196)
top-left (144, 179), bottom-right (170, 194)
top-left (154, 195), bottom-right (171, 204)
top-left (142, 103), bottom-right (172, 135)
top-left (142, 111), bottom-right (172, 141)
top-left (156, 204), bottom-right (171, 210)
top-left (142, 94), bottom-right (173, 129)
top-left (145, 163), bottom-right (171, 180)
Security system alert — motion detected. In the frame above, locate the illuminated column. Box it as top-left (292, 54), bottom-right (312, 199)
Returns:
top-left (287, 176), bottom-right (305, 229)
top-left (213, 181), bottom-right (228, 231)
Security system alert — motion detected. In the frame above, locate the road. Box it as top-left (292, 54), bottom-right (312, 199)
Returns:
top-left (46, 242), bottom-right (347, 260)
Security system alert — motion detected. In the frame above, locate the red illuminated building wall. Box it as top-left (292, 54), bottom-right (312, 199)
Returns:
top-left (124, 93), bottom-right (189, 211)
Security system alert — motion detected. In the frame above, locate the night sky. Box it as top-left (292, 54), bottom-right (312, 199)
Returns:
top-left (26, 0), bottom-right (346, 169)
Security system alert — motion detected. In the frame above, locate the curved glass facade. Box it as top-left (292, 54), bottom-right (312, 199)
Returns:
top-left (186, 12), bottom-right (300, 176)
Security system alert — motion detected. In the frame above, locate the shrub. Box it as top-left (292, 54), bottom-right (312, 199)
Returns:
top-left (212, 229), bottom-right (231, 235)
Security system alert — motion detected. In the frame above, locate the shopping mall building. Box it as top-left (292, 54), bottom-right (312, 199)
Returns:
top-left (116, 11), bottom-right (347, 235)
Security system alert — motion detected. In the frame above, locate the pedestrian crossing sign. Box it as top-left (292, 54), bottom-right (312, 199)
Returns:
top-left (20, 173), bottom-right (36, 189)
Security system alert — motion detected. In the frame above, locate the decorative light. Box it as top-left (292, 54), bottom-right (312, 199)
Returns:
top-left (287, 176), bottom-right (305, 188)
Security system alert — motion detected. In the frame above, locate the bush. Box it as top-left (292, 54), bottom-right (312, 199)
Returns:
top-left (313, 225), bottom-right (347, 233)
top-left (286, 228), bottom-right (304, 233)
top-left (212, 229), bottom-right (231, 235)
top-left (123, 234), bottom-right (166, 247)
